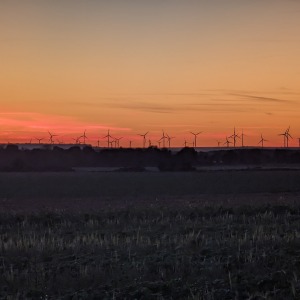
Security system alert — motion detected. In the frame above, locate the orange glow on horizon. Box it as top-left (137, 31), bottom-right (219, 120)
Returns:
top-left (0, 110), bottom-right (299, 148)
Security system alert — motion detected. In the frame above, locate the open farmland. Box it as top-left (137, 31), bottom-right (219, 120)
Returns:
top-left (0, 171), bottom-right (300, 299)
top-left (0, 170), bottom-right (299, 210)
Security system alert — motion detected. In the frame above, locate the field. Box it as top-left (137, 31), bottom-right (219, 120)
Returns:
top-left (0, 171), bottom-right (300, 299)
top-left (0, 170), bottom-right (299, 210)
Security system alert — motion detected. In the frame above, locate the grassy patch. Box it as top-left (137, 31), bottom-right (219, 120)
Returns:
top-left (1, 202), bottom-right (300, 299)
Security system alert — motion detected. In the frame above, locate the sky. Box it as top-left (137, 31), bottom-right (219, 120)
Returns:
top-left (1, 0), bottom-right (300, 147)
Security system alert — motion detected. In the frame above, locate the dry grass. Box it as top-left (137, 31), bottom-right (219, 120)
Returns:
top-left (1, 171), bottom-right (299, 299)
top-left (1, 199), bottom-right (300, 299)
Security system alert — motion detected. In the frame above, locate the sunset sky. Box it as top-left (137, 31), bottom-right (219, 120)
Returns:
top-left (1, 0), bottom-right (300, 147)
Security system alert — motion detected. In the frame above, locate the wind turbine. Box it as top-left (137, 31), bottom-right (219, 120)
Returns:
top-left (166, 134), bottom-right (175, 148)
top-left (72, 136), bottom-right (81, 144)
top-left (35, 138), bottom-right (43, 144)
top-left (279, 126), bottom-right (292, 148)
top-left (229, 127), bottom-right (240, 147)
top-left (48, 131), bottom-right (58, 144)
top-left (114, 137), bottom-right (123, 148)
top-left (224, 137), bottom-right (232, 148)
top-left (148, 139), bottom-right (152, 147)
top-left (240, 129), bottom-right (247, 147)
top-left (129, 140), bottom-right (133, 148)
top-left (138, 132), bottom-right (148, 148)
top-left (103, 130), bottom-right (113, 148)
top-left (159, 131), bottom-right (167, 148)
top-left (278, 131), bottom-right (287, 147)
top-left (216, 140), bottom-right (221, 147)
top-left (285, 126), bottom-right (292, 148)
top-left (258, 134), bottom-right (268, 148)
top-left (82, 130), bottom-right (88, 144)
top-left (190, 131), bottom-right (202, 148)
top-left (184, 140), bottom-right (188, 147)
top-left (157, 140), bottom-right (161, 148)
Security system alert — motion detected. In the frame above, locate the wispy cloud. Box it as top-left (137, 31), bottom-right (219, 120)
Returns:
top-left (230, 93), bottom-right (293, 104)
top-left (102, 100), bottom-right (174, 114)
top-left (73, 96), bottom-right (251, 114)
top-left (64, 88), bottom-right (298, 116)
top-left (73, 99), bottom-right (174, 113)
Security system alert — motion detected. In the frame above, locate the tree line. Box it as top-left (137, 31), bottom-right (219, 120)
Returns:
top-left (0, 145), bottom-right (300, 171)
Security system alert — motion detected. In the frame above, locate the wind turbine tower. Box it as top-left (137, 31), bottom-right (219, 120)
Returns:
top-left (35, 138), bottom-right (43, 144)
top-left (278, 131), bottom-right (287, 147)
top-left (240, 129), bottom-right (246, 147)
top-left (82, 130), bottom-right (88, 144)
top-left (72, 136), bottom-right (81, 144)
top-left (103, 130), bottom-right (113, 148)
top-left (279, 127), bottom-right (292, 148)
top-left (138, 132), bottom-right (148, 148)
top-left (115, 137), bottom-right (123, 148)
top-left (285, 127), bottom-right (292, 148)
top-left (224, 137), bottom-right (231, 148)
top-left (159, 131), bottom-right (167, 148)
top-left (229, 127), bottom-right (240, 147)
top-left (190, 131), bottom-right (202, 148)
top-left (48, 131), bottom-right (58, 144)
top-left (258, 134), bottom-right (268, 148)
top-left (166, 134), bottom-right (174, 148)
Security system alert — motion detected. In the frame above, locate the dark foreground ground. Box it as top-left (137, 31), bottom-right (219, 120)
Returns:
top-left (0, 171), bottom-right (300, 299)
